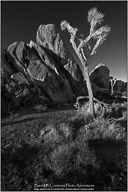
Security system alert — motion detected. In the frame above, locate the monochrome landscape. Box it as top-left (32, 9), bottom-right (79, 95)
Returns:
top-left (1, 1), bottom-right (127, 191)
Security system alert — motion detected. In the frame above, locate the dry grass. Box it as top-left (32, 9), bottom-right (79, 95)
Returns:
top-left (1, 104), bottom-right (127, 191)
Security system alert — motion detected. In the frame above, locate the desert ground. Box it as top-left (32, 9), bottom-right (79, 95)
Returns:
top-left (1, 102), bottom-right (127, 191)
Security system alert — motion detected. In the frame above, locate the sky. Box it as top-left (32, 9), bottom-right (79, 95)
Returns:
top-left (2, 1), bottom-right (127, 81)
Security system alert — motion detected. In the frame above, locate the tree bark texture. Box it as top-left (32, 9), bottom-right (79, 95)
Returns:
top-left (84, 66), bottom-right (95, 118)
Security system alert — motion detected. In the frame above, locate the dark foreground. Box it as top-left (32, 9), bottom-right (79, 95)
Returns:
top-left (1, 106), bottom-right (127, 191)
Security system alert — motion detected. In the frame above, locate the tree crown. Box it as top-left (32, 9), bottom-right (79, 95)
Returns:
top-left (60, 7), bottom-right (111, 65)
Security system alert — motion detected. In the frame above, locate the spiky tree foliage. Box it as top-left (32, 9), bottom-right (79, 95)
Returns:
top-left (60, 7), bottom-right (111, 118)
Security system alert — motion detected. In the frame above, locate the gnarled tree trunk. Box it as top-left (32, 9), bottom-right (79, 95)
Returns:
top-left (84, 66), bottom-right (95, 118)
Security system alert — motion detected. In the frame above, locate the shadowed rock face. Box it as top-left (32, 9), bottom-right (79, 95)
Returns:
top-left (2, 49), bottom-right (18, 77)
top-left (36, 24), bottom-right (67, 59)
top-left (114, 80), bottom-right (127, 92)
top-left (6, 42), bottom-right (76, 104)
top-left (36, 24), bottom-right (83, 81)
top-left (90, 63), bottom-right (110, 89)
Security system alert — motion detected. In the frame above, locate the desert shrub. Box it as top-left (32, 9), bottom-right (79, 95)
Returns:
top-left (44, 140), bottom-right (99, 183)
top-left (5, 79), bottom-right (30, 100)
top-left (42, 125), bottom-right (66, 146)
top-left (37, 111), bottom-right (126, 186)
top-left (46, 143), bottom-right (75, 176)
top-left (77, 118), bottom-right (126, 142)
top-left (76, 101), bottom-right (104, 118)
top-left (2, 142), bottom-right (39, 191)
top-left (40, 134), bottom-right (126, 190)
top-left (109, 103), bottom-right (127, 118)
top-left (47, 112), bottom-right (93, 141)
top-left (41, 110), bottom-right (126, 147)
top-left (71, 112), bottom-right (93, 124)
top-left (2, 78), bottom-right (34, 112)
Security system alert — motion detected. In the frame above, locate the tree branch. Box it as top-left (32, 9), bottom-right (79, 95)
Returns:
top-left (92, 26), bottom-right (111, 40)
top-left (90, 38), bottom-right (101, 56)
top-left (78, 26), bottom-right (111, 56)
top-left (77, 35), bottom-right (92, 52)
top-left (81, 48), bottom-right (87, 62)
top-left (90, 19), bottom-right (97, 35)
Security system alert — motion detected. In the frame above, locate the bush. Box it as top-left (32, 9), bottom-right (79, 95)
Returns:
top-left (83, 118), bottom-right (126, 141)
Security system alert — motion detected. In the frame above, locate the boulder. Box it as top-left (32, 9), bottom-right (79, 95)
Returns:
top-left (91, 82), bottom-right (110, 97)
top-left (28, 41), bottom-right (77, 103)
top-left (90, 63), bottom-right (110, 89)
top-left (7, 42), bottom-right (35, 86)
top-left (1, 50), bottom-right (17, 78)
top-left (5, 41), bottom-right (78, 104)
top-left (11, 72), bottom-right (29, 84)
top-left (36, 24), bottom-right (68, 60)
top-left (114, 80), bottom-right (127, 93)
top-left (7, 41), bottom-right (26, 72)
top-left (36, 24), bottom-right (83, 82)
top-left (29, 41), bottom-right (86, 96)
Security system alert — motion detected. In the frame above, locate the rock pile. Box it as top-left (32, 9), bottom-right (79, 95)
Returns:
top-left (2, 24), bottom-right (126, 114)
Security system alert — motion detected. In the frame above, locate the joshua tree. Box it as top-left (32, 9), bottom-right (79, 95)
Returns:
top-left (109, 76), bottom-right (116, 96)
top-left (60, 7), bottom-right (111, 118)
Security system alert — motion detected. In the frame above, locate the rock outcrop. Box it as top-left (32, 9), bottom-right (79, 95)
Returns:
top-left (36, 24), bottom-right (67, 59)
top-left (2, 49), bottom-right (18, 78)
top-left (36, 24), bottom-right (83, 81)
top-left (2, 23), bottom-right (126, 114)
top-left (5, 42), bottom-right (75, 104)
top-left (90, 63), bottom-right (110, 89)
top-left (2, 24), bottom-right (87, 106)
top-left (114, 80), bottom-right (127, 93)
